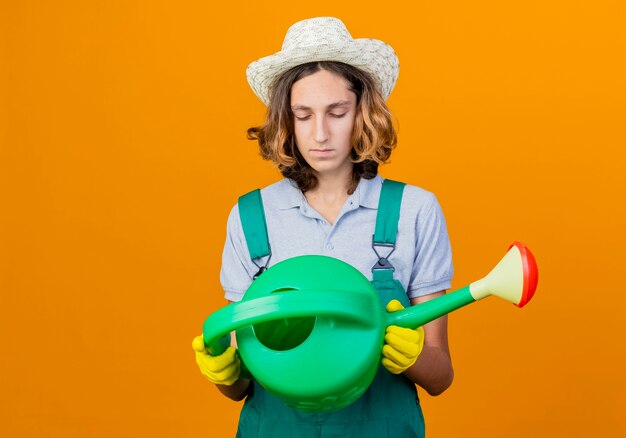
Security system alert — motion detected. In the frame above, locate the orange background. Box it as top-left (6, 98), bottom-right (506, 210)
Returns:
top-left (2, 1), bottom-right (625, 437)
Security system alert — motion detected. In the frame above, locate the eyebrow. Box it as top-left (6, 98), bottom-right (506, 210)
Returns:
top-left (291, 100), bottom-right (352, 111)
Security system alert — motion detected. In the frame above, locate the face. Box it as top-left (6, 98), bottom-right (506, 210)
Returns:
top-left (290, 69), bottom-right (357, 178)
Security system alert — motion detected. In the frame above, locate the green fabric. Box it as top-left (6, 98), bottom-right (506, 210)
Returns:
top-left (372, 269), bottom-right (411, 308)
top-left (238, 189), bottom-right (271, 260)
top-left (235, 180), bottom-right (425, 437)
top-left (373, 180), bottom-right (405, 245)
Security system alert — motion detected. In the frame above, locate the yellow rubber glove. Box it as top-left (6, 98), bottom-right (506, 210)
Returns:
top-left (192, 335), bottom-right (240, 386)
top-left (382, 300), bottom-right (425, 374)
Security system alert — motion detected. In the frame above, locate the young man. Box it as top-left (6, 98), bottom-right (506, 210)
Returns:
top-left (193, 17), bottom-right (454, 437)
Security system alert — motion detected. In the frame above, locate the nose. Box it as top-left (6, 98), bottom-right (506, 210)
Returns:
top-left (314, 115), bottom-right (329, 144)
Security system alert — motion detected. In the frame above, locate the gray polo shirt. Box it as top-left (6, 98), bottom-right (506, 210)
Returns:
top-left (221, 174), bottom-right (453, 302)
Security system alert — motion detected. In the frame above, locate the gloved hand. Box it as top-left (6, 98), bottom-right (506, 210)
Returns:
top-left (382, 300), bottom-right (425, 374)
top-left (192, 335), bottom-right (240, 386)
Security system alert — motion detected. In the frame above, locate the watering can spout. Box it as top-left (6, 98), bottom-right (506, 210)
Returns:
top-left (386, 242), bottom-right (538, 330)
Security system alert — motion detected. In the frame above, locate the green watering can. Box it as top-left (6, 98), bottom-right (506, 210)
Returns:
top-left (202, 242), bottom-right (538, 412)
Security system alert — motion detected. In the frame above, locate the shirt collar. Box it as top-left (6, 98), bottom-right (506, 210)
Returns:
top-left (277, 179), bottom-right (308, 210)
top-left (277, 174), bottom-right (383, 210)
top-left (353, 174), bottom-right (383, 209)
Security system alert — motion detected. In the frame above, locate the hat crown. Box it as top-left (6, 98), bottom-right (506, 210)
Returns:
top-left (282, 17), bottom-right (353, 51)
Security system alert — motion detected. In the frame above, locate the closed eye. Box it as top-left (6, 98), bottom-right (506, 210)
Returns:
top-left (295, 115), bottom-right (311, 121)
top-left (330, 113), bottom-right (347, 118)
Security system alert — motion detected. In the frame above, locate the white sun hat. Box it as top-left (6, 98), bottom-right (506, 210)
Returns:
top-left (246, 17), bottom-right (400, 106)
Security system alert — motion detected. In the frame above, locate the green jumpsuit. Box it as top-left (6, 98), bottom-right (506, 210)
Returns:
top-left (235, 180), bottom-right (426, 437)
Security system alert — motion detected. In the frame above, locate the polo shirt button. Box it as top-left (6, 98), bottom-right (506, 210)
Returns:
top-left (326, 243), bottom-right (334, 250)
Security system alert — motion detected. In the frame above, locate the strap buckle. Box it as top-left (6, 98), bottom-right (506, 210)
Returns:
top-left (371, 236), bottom-right (396, 271)
top-left (252, 245), bottom-right (272, 280)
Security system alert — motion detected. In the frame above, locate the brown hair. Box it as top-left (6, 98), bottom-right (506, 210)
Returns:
top-left (247, 61), bottom-right (397, 194)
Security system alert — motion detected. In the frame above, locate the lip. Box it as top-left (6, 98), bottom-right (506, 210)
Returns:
top-left (310, 148), bottom-right (334, 154)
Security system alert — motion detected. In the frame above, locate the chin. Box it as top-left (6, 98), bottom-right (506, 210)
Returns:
top-left (307, 160), bottom-right (352, 175)
top-left (310, 164), bottom-right (340, 174)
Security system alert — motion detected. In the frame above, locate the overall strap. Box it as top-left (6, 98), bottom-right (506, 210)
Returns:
top-left (372, 179), bottom-right (406, 283)
top-left (238, 189), bottom-right (271, 278)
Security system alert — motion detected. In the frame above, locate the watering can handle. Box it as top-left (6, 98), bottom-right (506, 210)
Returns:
top-left (203, 290), bottom-right (376, 356)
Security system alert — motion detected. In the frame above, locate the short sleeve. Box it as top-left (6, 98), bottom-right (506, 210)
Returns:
top-left (407, 194), bottom-right (454, 298)
top-left (220, 204), bottom-right (257, 302)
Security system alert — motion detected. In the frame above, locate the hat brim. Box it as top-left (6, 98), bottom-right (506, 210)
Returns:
top-left (246, 38), bottom-right (399, 105)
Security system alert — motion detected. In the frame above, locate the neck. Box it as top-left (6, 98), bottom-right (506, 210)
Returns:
top-left (311, 166), bottom-right (353, 197)
top-left (303, 166), bottom-right (354, 225)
